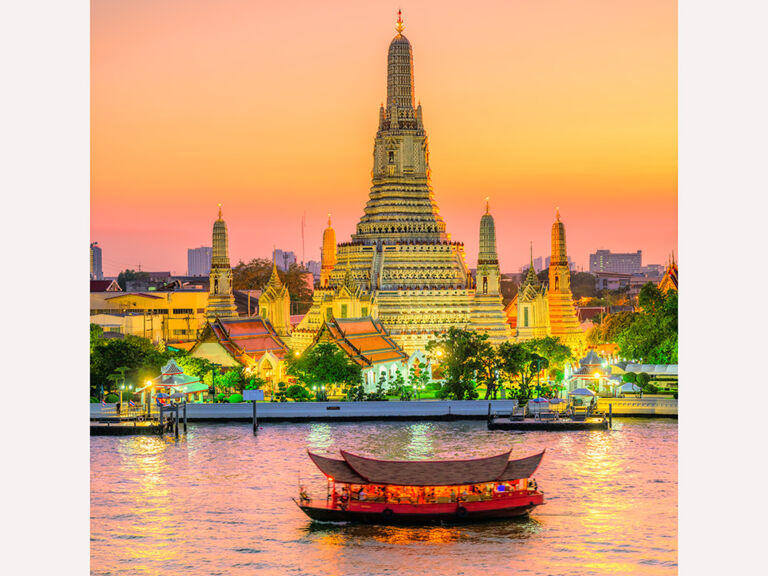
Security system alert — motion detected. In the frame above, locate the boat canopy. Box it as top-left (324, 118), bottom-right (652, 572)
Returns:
top-left (307, 449), bottom-right (545, 486)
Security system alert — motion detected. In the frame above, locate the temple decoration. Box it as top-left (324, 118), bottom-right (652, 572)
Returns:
top-left (259, 259), bottom-right (292, 336)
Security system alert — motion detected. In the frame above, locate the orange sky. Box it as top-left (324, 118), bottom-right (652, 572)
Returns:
top-left (91, 0), bottom-right (677, 276)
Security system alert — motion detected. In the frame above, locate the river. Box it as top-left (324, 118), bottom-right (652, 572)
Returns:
top-left (91, 418), bottom-right (677, 575)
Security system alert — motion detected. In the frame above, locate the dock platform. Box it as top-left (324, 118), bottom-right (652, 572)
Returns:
top-left (90, 420), bottom-right (163, 436)
top-left (487, 416), bottom-right (609, 431)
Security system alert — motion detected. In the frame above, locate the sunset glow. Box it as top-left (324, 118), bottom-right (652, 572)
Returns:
top-left (91, 0), bottom-right (677, 275)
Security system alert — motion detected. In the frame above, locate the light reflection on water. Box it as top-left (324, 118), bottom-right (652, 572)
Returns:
top-left (91, 419), bottom-right (677, 576)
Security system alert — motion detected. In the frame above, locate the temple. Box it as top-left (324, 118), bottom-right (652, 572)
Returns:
top-left (205, 205), bottom-right (237, 320)
top-left (289, 13), bottom-right (510, 354)
top-left (658, 253), bottom-right (678, 293)
top-left (505, 211), bottom-right (585, 353)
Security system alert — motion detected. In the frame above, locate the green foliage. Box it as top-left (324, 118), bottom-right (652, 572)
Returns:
top-left (275, 381), bottom-right (288, 402)
top-left (426, 327), bottom-right (492, 400)
top-left (286, 342), bottom-right (363, 389)
top-left (90, 334), bottom-right (174, 396)
top-left (589, 286), bottom-right (677, 364)
top-left (245, 377), bottom-right (267, 390)
top-left (570, 272), bottom-right (597, 299)
top-left (523, 337), bottom-right (573, 372)
top-left (285, 384), bottom-right (310, 401)
top-left (116, 269), bottom-right (149, 291)
top-left (622, 372), bottom-right (637, 383)
top-left (228, 393), bottom-right (243, 403)
top-left (105, 393), bottom-right (119, 403)
top-left (497, 342), bottom-right (548, 403)
top-left (388, 370), bottom-right (406, 395)
top-left (90, 397), bottom-right (99, 403)
top-left (635, 372), bottom-right (651, 389)
top-left (216, 393), bottom-right (227, 403)
top-left (232, 259), bottom-right (314, 314)
top-left (347, 383), bottom-right (366, 402)
top-left (365, 380), bottom-right (388, 401)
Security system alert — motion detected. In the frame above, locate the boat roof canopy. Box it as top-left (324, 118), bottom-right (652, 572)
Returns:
top-left (307, 449), bottom-right (545, 486)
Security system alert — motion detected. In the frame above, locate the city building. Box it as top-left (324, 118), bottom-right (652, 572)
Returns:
top-left (206, 205), bottom-right (237, 320)
top-left (90, 242), bottom-right (103, 280)
top-left (306, 260), bottom-right (321, 282)
top-left (594, 272), bottom-right (633, 291)
top-left (187, 246), bottom-right (212, 276)
top-left (589, 250), bottom-right (643, 275)
top-left (289, 15), bottom-right (510, 354)
top-left (90, 289), bottom-right (208, 342)
top-left (90, 312), bottom-right (164, 343)
top-left (519, 256), bottom-right (543, 274)
top-left (274, 249), bottom-right (297, 271)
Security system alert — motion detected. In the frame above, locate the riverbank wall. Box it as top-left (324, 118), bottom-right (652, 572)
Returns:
top-left (91, 400), bottom-right (520, 422)
top-left (91, 397), bottom-right (677, 422)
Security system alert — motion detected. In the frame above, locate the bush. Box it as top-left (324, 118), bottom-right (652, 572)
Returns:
top-left (428, 382), bottom-right (442, 391)
top-left (285, 384), bottom-right (310, 402)
top-left (228, 393), bottom-right (243, 403)
top-left (673, 391), bottom-right (678, 399)
top-left (105, 393), bottom-right (119, 403)
top-left (216, 393), bottom-right (227, 403)
top-left (90, 397), bottom-right (99, 403)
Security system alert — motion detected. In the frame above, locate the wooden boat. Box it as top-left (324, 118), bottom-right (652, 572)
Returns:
top-left (294, 449), bottom-right (545, 524)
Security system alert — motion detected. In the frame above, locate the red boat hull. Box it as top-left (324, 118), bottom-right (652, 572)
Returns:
top-left (296, 492), bottom-right (544, 524)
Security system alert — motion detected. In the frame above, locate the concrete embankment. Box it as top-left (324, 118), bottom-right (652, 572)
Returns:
top-left (91, 400), bottom-right (519, 422)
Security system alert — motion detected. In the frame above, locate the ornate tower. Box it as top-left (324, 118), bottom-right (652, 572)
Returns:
top-left (206, 205), bottom-right (237, 320)
top-left (320, 214), bottom-right (337, 288)
top-left (470, 199), bottom-right (512, 344)
top-left (291, 12), bottom-right (509, 354)
top-left (546, 210), bottom-right (584, 352)
top-left (259, 260), bottom-right (292, 336)
top-left (477, 198), bottom-right (500, 296)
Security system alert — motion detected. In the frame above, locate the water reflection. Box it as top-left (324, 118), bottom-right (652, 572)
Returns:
top-left (92, 420), bottom-right (677, 576)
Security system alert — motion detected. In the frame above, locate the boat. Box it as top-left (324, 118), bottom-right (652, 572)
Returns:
top-left (294, 449), bottom-right (545, 524)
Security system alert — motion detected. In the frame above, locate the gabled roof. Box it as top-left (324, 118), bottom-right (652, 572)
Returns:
top-left (579, 349), bottom-right (602, 366)
top-left (197, 317), bottom-right (290, 365)
top-left (314, 316), bottom-right (408, 366)
top-left (308, 450), bottom-right (545, 486)
top-left (105, 292), bottom-right (163, 301)
top-left (90, 279), bottom-right (122, 292)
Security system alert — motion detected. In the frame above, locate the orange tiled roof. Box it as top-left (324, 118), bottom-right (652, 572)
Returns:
top-left (210, 317), bottom-right (289, 362)
top-left (314, 316), bottom-right (407, 367)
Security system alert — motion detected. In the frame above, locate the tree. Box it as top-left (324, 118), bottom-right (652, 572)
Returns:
top-left (286, 342), bottom-right (363, 389)
top-left (389, 370), bottom-right (406, 396)
top-left (116, 269), bottom-right (149, 291)
top-left (285, 384), bottom-right (311, 401)
top-left (426, 328), bottom-right (489, 400)
top-left (523, 337), bottom-right (574, 374)
top-left (232, 259), bottom-right (314, 314)
top-left (622, 372), bottom-right (637, 383)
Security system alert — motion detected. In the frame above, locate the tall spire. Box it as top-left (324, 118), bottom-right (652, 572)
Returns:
top-left (556, 206), bottom-right (560, 222)
top-left (396, 9), bottom-right (404, 35)
top-left (386, 10), bottom-right (415, 110)
top-left (217, 203), bottom-right (223, 221)
top-left (485, 197), bottom-right (490, 215)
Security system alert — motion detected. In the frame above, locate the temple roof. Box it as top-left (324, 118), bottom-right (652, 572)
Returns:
top-left (315, 316), bottom-right (408, 366)
top-left (197, 316), bottom-right (290, 365)
top-left (308, 449), bottom-right (545, 486)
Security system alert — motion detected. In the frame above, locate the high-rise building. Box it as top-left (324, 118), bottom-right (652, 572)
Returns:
top-left (589, 249), bottom-right (642, 274)
top-left (90, 242), bottom-right (103, 280)
top-left (290, 13), bottom-right (509, 354)
top-left (206, 205), bottom-right (237, 320)
top-left (274, 249), bottom-right (297, 271)
top-left (306, 260), bottom-right (322, 282)
top-left (187, 247), bottom-right (212, 276)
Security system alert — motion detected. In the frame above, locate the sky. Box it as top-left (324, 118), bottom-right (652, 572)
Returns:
top-left (91, 0), bottom-right (677, 276)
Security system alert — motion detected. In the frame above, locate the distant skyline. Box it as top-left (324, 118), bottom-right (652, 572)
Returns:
top-left (91, 0), bottom-right (677, 277)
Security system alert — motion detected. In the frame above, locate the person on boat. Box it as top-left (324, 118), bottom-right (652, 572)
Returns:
top-left (358, 487), bottom-right (367, 501)
top-left (450, 489), bottom-right (456, 502)
top-left (340, 487), bottom-right (349, 504)
top-left (529, 478), bottom-right (538, 492)
top-left (299, 485), bottom-right (310, 503)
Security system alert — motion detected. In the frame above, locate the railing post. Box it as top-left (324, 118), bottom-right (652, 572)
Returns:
top-left (174, 407), bottom-right (179, 439)
top-left (608, 403), bottom-right (613, 429)
top-left (183, 402), bottom-right (188, 434)
top-left (252, 400), bottom-right (258, 436)
top-left (159, 405), bottom-right (164, 436)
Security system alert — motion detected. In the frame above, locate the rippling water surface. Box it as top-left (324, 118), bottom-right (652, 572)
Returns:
top-left (91, 419), bottom-right (677, 575)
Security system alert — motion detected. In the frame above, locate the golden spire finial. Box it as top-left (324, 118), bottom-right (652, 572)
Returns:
top-left (396, 9), bottom-right (404, 34)
top-left (328, 213), bottom-right (332, 227)
top-left (485, 197), bottom-right (490, 215)
top-left (217, 203), bottom-right (222, 220)
top-left (556, 206), bottom-right (560, 221)
top-left (530, 241), bottom-right (534, 266)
